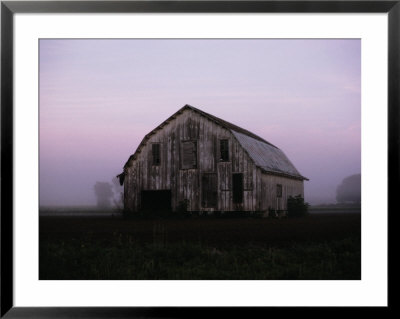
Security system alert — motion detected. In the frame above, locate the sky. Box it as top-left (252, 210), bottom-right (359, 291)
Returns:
top-left (39, 39), bottom-right (361, 206)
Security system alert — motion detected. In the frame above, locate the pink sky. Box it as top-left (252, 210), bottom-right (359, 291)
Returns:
top-left (39, 39), bottom-right (360, 206)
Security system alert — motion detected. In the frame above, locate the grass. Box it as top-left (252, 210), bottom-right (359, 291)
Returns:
top-left (39, 212), bottom-right (361, 280)
top-left (40, 236), bottom-right (360, 280)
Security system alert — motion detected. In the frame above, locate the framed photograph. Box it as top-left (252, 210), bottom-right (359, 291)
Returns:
top-left (1, 0), bottom-right (395, 317)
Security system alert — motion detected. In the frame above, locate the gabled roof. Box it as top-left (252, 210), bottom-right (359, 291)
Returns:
top-left (187, 105), bottom-right (276, 147)
top-left (122, 104), bottom-right (308, 181)
top-left (231, 131), bottom-right (307, 180)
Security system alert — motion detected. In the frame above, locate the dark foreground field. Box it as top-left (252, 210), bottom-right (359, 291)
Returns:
top-left (39, 212), bottom-right (361, 280)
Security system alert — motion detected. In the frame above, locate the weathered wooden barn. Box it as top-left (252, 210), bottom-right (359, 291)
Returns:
top-left (119, 104), bottom-right (308, 214)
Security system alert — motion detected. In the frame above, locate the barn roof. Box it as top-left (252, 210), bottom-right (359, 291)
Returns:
top-left (231, 130), bottom-right (307, 180)
top-left (122, 104), bottom-right (308, 181)
top-left (187, 105), bottom-right (276, 147)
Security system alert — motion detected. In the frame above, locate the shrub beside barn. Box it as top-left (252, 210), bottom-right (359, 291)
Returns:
top-left (118, 105), bottom-right (308, 215)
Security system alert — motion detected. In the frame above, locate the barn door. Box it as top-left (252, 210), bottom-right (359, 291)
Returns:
top-left (201, 173), bottom-right (217, 208)
top-left (141, 190), bottom-right (172, 212)
top-left (232, 173), bottom-right (243, 204)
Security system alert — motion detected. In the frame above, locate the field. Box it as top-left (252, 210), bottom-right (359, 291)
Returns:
top-left (39, 210), bottom-right (361, 280)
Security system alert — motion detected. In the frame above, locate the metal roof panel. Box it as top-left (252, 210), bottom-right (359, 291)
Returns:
top-left (231, 130), bottom-right (306, 180)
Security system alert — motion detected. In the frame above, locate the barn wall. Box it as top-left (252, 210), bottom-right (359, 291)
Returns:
top-left (124, 108), bottom-right (304, 213)
top-left (260, 172), bottom-right (304, 211)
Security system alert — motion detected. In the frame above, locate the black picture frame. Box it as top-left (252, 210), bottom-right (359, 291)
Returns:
top-left (1, 1), bottom-right (395, 317)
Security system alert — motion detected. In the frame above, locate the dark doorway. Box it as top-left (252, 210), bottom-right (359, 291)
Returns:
top-left (141, 190), bottom-right (172, 211)
top-left (232, 173), bottom-right (243, 204)
top-left (202, 173), bottom-right (218, 208)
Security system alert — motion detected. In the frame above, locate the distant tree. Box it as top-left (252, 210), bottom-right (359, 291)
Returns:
top-left (336, 174), bottom-right (361, 204)
top-left (287, 195), bottom-right (309, 217)
top-left (111, 176), bottom-right (124, 209)
top-left (93, 182), bottom-right (113, 208)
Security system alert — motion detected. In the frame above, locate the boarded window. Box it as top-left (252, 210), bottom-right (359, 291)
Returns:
top-left (277, 184), bottom-right (282, 198)
top-left (181, 141), bottom-right (197, 169)
top-left (220, 139), bottom-right (229, 161)
top-left (202, 173), bottom-right (217, 208)
top-left (232, 173), bottom-right (243, 204)
top-left (152, 143), bottom-right (160, 166)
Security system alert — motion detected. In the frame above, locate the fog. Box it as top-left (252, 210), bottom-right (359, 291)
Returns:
top-left (336, 174), bottom-right (361, 204)
top-left (39, 39), bottom-right (360, 207)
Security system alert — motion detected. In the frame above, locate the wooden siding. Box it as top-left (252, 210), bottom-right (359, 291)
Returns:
top-left (124, 108), bottom-right (304, 212)
top-left (260, 171), bottom-right (304, 211)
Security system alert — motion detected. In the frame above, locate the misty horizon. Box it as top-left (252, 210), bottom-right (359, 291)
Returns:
top-left (39, 39), bottom-right (361, 207)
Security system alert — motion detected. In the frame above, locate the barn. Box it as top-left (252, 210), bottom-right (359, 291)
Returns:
top-left (118, 104), bottom-right (308, 215)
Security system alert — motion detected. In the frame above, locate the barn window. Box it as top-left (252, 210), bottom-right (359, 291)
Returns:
top-left (181, 141), bottom-right (197, 169)
top-left (220, 139), bottom-right (229, 161)
top-left (152, 143), bottom-right (160, 166)
top-left (232, 173), bottom-right (243, 204)
top-left (202, 173), bottom-right (217, 208)
top-left (277, 184), bottom-right (282, 198)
